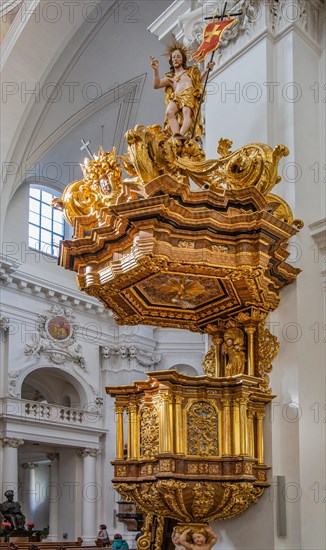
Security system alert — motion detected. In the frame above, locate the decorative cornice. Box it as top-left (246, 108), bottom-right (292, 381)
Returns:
top-left (0, 254), bottom-right (112, 316)
top-left (309, 217), bottom-right (326, 291)
top-left (149, 0), bottom-right (324, 72)
top-left (309, 218), bottom-right (326, 255)
top-left (101, 345), bottom-right (161, 370)
top-left (148, 0), bottom-right (192, 42)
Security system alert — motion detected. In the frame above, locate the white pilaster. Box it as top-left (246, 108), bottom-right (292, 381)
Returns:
top-left (79, 448), bottom-right (100, 544)
top-left (1, 437), bottom-right (24, 494)
top-left (21, 462), bottom-right (38, 524)
top-left (46, 453), bottom-right (59, 541)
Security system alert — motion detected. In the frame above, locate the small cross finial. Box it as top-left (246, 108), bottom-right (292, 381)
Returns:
top-left (204, 1), bottom-right (242, 21)
top-left (80, 139), bottom-right (94, 159)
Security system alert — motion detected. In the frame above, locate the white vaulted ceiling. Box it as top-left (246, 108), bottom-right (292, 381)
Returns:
top-left (1, 0), bottom-right (172, 231)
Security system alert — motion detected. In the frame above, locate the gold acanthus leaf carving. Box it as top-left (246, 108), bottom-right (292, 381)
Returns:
top-left (136, 513), bottom-right (152, 550)
top-left (123, 124), bottom-right (205, 185)
top-left (52, 147), bottom-right (145, 226)
top-left (191, 482), bottom-right (216, 521)
top-left (257, 323), bottom-right (280, 392)
top-left (187, 402), bottom-right (218, 456)
top-left (153, 516), bottom-right (164, 550)
top-left (266, 193), bottom-right (304, 229)
top-left (175, 140), bottom-right (289, 195)
top-left (114, 481), bottom-right (265, 523)
top-left (139, 404), bottom-right (159, 458)
top-left (236, 309), bottom-right (266, 324)
top-left (217, 483), bottom-right (264, 520)
top-left (202, 345), bottom-right (216, 377)
top-left (115, 481), bottom-right (191, 522)
top-left (121, 125), bottom-right (289, 200)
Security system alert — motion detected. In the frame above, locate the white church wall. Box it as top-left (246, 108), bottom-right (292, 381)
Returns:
top-left (204, 11), bottom-right (325, 549)
top-left (153, 327), bottom-right (206, 373)
top-left (58, 448), bottom-right (82, 540)
top-left (2, 1), bottom-right (324, 547)
top-left (205, 39), bottom-right (270, 157)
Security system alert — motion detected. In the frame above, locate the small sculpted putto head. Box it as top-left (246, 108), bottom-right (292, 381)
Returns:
top-left (192, 532), bottom-right (207, 545)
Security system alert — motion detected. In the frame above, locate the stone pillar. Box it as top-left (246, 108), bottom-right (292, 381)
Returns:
top-left (79, 448), bottom-right (100, 544)
top-left (21, 462), bottom-right (38, 523)
top-left (1, 437), bottom-right (24, 494)
top-left (46, 453), bottom-right (59, 541)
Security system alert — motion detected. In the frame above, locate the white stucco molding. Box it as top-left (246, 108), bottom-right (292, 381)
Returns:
top-left (24, 305), bottom-right (86, 369)
top-left (0, 253), bottom-right (113, 316)
top-left (0, 317), bottom-right (10, 331)
top-left (101, 344), bottom-right (161, 371)
top-left (149, 0), bottom-right (324, 72)
top-left (309, 217), bottom-right (326, 291)
top-left (148, 0), bottom-right (192, 42)
top-left (7, 360), bottom-right (100, 404)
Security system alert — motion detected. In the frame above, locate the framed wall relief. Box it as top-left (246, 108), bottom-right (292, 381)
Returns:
top-left (24, 305), bottom-right (85, 368)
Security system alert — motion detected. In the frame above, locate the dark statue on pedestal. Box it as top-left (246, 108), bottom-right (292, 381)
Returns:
top-left (0, 490), bottom-right (26, 534)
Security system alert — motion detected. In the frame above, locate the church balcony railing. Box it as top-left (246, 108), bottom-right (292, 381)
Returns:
top-left (0, 397), bottom-right (102, 428)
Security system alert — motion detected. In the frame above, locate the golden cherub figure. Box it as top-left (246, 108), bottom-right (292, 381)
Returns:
top-left (179, 526), bottom-right (219, 550)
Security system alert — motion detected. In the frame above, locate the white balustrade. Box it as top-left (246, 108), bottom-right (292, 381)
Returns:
top-left (1, 397), bottom-right (102, 427)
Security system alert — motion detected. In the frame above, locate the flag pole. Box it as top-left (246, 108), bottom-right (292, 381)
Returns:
top-left (190, 49), bottom-right (216, 139)
top-left (190, 1), bottom-right (241, 140)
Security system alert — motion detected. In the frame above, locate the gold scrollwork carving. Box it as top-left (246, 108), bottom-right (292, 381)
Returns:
top-left (218, 483), bottom-right (264, 520)
top-left (139, 404), bottom-right (159, 458)
top-left (202, 345), bottom-right (216, 377)
top-left (191, 482), bottom-right (215, 520)
top-left (187, 402), bottom-right (218, 456)
top-left (178, 240), bottom-right (195, 249)
top-left (116, 466), bottom-right (127, 477)
top-left (115, 478), bottom-right (265, 524)
top-left (52, 147), bottom-right (143, 226)
top-left (257, 323), bottom-right (280, 391)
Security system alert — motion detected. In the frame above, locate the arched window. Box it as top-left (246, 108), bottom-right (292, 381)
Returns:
top-left (28, 186), bottom-right (65, 257)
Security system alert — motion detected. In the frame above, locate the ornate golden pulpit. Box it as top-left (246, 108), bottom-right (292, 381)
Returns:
top-left (56, 127), bottom-right (302, 548)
